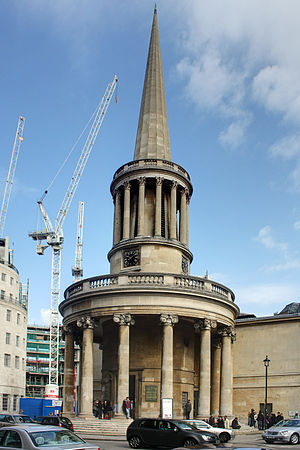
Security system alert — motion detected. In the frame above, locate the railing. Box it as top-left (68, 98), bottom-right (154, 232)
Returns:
top-left (0, 292), bottom-right (27, 310)
top-left (0, 258), bottom-right (19, 274)
top-left (113, 159), bottom-right (190, 181)
top-left (65, 273), bottom-right (234, 302)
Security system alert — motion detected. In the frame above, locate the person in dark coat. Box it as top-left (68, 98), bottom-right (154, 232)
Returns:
top-left (208, 416), bottom-right (215, 426)
top-left (231, 417), bottom-right (241, 429)
top-left (97, 401), bottom-right (102, 419)
top-left (257, 411), bottom-right (264, 430)
top-left (217, 416), bottom-right (224, 428)
top-left (275, 412), bottom-right (284, 423)
top-left (184, 400), bottom-right (192, 419)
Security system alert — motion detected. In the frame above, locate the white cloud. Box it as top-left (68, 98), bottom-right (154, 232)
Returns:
top-left (294, 221), bottom-right (300, 230)
top-left (254, 225), bottom-right (300, 271)
top-left (269, 135), bottom-right (300, 159)
top-left (235, 282), bottom-right (300, 316)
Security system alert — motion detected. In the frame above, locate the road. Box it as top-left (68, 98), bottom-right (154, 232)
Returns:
top-left (85, 432), bottom-right (300, 449)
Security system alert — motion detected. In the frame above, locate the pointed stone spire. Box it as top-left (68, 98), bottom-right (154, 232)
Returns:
top-left (134, 7), bottom-right (171, 161)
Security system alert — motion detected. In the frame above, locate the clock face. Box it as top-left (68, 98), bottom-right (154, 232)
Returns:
top-left (124, 249), bottom-right (139, 267)
top-left (182, 256), bottom-right (189, 274)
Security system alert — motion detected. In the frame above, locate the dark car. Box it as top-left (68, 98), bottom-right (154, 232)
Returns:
top-left (127, 418), bottom-right (218, 448)
top-left (0, 415), bottom-right (35, 427)
top-left (35, 416), bottom-right (73, 431)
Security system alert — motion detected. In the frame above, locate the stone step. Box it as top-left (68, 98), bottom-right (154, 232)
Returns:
top-left (72, 417), bottom-right (131, 435)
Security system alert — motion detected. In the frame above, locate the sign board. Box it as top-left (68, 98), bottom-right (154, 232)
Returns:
top-left (145, 385), bottom-right (158, 402)
top-left (45, 384), bottom-right (59, 399)
top-left (161, 398), bottom-right (172, 419)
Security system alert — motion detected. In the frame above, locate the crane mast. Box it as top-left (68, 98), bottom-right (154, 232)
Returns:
top-left (0, 116), bottom-right (25, 237)
top-left (72, 201), bottom-right (84, 282)
top-left (29, 75), bottom-right (118, 390)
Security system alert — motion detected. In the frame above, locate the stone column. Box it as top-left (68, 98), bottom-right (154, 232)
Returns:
top-left (123, 181), bottom-right (131, 239)
top-left (180, 188), bottom-right (187, 245)
top-left (219, 326), bottom-right (236, 416)
top-left (186, 193), bottom-right (190, 247)
top-left (155, 177), bottom-right (163, 237)
top-left (194, 319), bottom-right (216, 418)
top-left (62, 326), bottom-right (75, 416)
top-left (113, 313), bottom-right (135, 416)
top-left (211, 339), bottom-right (221, 416)
top-left (77, 316), bottom-right (95, 416)
top-left (137, 177), bottom-right (146, 236)
top-left (113, 190), bottom-right (121, 244)
top-left (170, 181), bottom-right (177, 240)
top-left (160, 314), bottom-right (178, 401)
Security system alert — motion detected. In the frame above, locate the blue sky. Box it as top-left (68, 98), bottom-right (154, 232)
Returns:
top-left (1, 0), bottom-right (300, 324)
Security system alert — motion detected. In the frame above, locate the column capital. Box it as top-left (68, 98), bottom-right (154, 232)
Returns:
top-left (213, 338), bottom-right (222, 349)
top-left (218, 326), bottom-right (236, 342)
top-left (124, 181), bottom-right (131, 190)
top-left (171, 180), bottom-right (178, 190)
top-left (160, 313), bottom-right (179, 326)
top-left (156, 176), bottom-right (164, 185)
top-left (113, 313), bottom-right (135, 326)
top-left (138, 176), bottom-right (146, 185)
top-left (194, 318), bottom-right (217, 330)
top-left (63, 324), bottom-right (73, 335)
top-left (114, 189), bottom-right (121, 199)
top-left (77, 316), bottom-right (96, 329)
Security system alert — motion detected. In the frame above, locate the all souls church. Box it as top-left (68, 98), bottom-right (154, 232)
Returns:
top-left (59, 9), bottom-right (300, 420)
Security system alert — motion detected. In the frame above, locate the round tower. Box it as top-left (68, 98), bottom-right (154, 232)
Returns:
top-left (60, 8), bottom-right (239, 420)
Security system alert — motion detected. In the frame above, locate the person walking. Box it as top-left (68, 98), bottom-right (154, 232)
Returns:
top-left (122, 397), bottom-right (131, 419)
top-left (184, 399), bottom-right (192, 419)
top-left (257, 411), bottom-right (264, 430)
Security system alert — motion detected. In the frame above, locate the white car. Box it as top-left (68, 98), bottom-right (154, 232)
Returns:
top-left (183, 419), bottom-right (235, 443)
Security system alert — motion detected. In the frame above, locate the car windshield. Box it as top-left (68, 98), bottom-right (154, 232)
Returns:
top-left (275, 419), bottom-right (300, 427)
top-left (30, 429), bottom-right (85, 447)
top-left (60, 417), bottom-right (72, 425)
top-left (172, 421), bottom-right (197, 430)
top-left (15, 416), bottom-right (35, 423)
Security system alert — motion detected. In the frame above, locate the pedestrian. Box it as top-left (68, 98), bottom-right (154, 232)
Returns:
top-left (184, 399), bottom-right (192, 420)
top-left (122, 397), bottom-right (131, 419)
top-left (257, 411), bottom-right (264, 430)
top-left (130, 400), bottom-right (135, 419)
top-left (275, 411), bottom-right (284, 423)
top-left (224, 415), bottom-right (230, 429)
top-left (231, 417), bottom-right (241, 429)
top-left (217, 416), bottom-right (224, 428)
top-left (93, 400), bottom-right (98, 417)
top-left (208, 416), bottom-right (215, 426)
top-left (97, 400), bottom-right (103, 419)
top-left (248, 409), bottom-right (255, 427)
top-left (269, 413), bottom-right (276, 427)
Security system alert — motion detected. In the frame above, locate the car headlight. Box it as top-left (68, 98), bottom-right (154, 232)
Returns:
top-left (279, 430), bottom-right (289, 436)
top-left (202, 434), bottom-right (215, 442)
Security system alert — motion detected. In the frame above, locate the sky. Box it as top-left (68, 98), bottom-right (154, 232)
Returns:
top-left (1, 0), bottom-right (300, 324)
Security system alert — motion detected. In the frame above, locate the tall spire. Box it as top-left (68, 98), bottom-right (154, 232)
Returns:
top-left (133, 8), bottom-right (171, 161)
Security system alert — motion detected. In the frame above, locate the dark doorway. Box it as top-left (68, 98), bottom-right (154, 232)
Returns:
top-left (193, 390), bottom-right (199, 419)
top-left (129, 375), bottom-right (136, 418)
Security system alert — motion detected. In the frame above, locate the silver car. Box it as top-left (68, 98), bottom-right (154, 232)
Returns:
top-left (262, 418), bottom-right (300, 445)
top-left (0, 425), bottom-right (100, 450)
top-left (183, 419), bottom-right (235, 443)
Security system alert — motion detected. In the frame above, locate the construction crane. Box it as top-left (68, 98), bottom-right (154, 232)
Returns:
top-left (29, 75), bottom-right (118, 393)
top-left (72, 201), bottom-right (84, 282)
top-left (0, 116), bottom-right (25, 237)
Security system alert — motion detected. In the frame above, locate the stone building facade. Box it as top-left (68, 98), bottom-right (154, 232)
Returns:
top-left (0, 237), bottom-right (28, 413)
top-left (59, 8), bottom-right (239, 419)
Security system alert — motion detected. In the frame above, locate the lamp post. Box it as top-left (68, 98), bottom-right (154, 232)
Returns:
top-left (263, 355), bottom-right (270, 430)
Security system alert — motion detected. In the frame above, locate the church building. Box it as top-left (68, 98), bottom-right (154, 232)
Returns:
top-left (59, 8), bottom-right (239, 419)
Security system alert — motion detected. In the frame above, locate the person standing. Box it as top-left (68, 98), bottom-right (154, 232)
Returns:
top-left (122, 397), bottom-right (130, 419)
top-left (184, 399), bottom-right (192, 419)
top-left (224, 415), bottom-right (230, 429)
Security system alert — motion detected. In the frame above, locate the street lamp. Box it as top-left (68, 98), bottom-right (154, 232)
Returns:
top-left (263, 355), bottom-right (270, 429)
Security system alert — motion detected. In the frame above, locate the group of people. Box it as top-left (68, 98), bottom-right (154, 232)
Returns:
top-left (207, 415), bottom-right (240, 429)
top-left (122, 397), bottom-right (135, 419)
top-left (248, 408), bottom-right (284, 430)
top-left (93, 400), bottom-right (113, 420)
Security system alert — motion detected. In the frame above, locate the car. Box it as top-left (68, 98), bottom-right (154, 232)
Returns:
top-left (262, 418), bottom-right (300, 445)
top-left (0, 414), bottom-right (35, 427)
top-left (0, 425), bottom-right (100, 450)
top-left (127, 418), bottom-right (219, 448)
top-left (35, 415), bottom-right (74, 431)
top-left (183, 419), bottom-right (235, 443)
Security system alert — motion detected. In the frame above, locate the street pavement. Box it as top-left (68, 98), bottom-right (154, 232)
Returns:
top-left (83, 432), bottom-right (300, 449)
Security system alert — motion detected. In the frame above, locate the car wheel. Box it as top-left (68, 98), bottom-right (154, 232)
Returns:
top-left (128, 435), bottom-right (142, 449)
top-left (183, 438), bottom-right (197, 447)
top-left (219, 432), bottom-right (230, 443)
top-left (290, 433), bottom-right (300, 445)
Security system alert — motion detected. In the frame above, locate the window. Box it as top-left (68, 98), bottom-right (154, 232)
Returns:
top-left (5, 333), bottom-right (10, 344)
top-left (3, 430), bottom-right (21, 447)
top-left (10, 277), bottom-right (13, 286)
top-left (13, 395), bottom-right (18, 411)
top-left (4, 354), bottom-right (11, 367)
top-left (1, 273), bottom-right (6, 281)
top-left (15, 356), bottom-right (20, 369)
top-left (6, 309), bottom-right (11, 321)
top-left (1, 290), bottom-right (5, 300)
top-left (9, 293), bottom-right (13, 301)
top-left (2, 394), bottom-right (9, 411)
top-left (23, 338), bottom-right (25, 348)
top-left (16, 335), bottom-right (20, 347)
top-left (22, 358), bottom-right (25, 370)
top-left (17, 313), bottom-right (20, 324)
